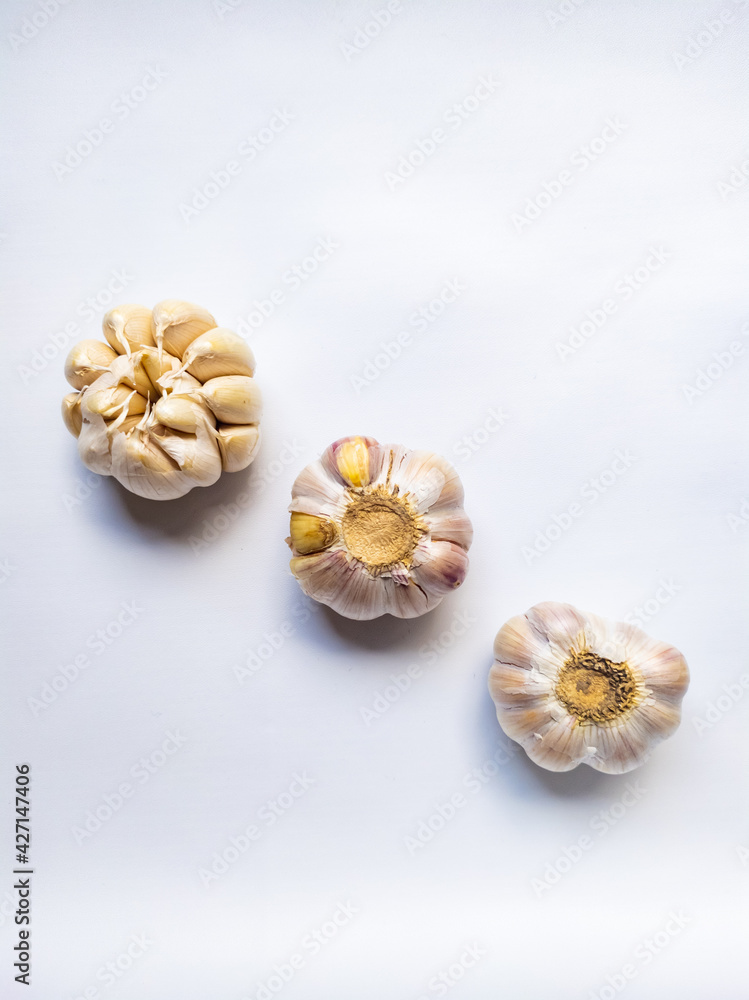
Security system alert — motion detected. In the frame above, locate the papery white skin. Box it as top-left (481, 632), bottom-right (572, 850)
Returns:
top-left (62, 301), bottom-right (262, 500)
top-left (288, 436), bottom-right (473, 620)
top-left (488, 601), bottom-right (690, 774)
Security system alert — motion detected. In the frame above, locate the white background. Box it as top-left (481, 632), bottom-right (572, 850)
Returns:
top-left (2, 0), bottom-right (748, 997)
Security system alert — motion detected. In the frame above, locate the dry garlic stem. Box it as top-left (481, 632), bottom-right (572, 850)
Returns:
top-left (62, 300), bottom-right (262, 500)
top-left (287, 436), bottom-right (473, 619)
top-left (488, 601), bottom-right (689, 774)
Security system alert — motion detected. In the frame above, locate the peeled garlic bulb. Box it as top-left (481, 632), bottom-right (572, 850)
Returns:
top-left (287, 436), bottom-right (473, 620)
top-left (199, 375), bottom-right (262, 424)
top-left (102, 304), bottom-right (156, 355)
top-left (181, 328), bottom-right (256, 382)
top-left (64, 340), bottom-right (118, 390)
top-left (61, 301), bottom-right (261, 500)
top-left (152, 299), bottom-right (216, 359)
top-left (488, 601), bottom-right (690, 774)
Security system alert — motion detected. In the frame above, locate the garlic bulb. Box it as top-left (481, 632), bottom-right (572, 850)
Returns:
top-left (62, 301), bottom-right (262, 500)
top-left (488, 601), bottom-right (689, 774)
top-left (287, 436), bottom-right (473, 620)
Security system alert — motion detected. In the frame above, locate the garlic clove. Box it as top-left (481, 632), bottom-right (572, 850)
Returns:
top-left (411, 540), bottom-right (469, 595)
top-left (139, 346), bottom-right (182, 398)
top-left (493, 614), bottom-right (549, 672)
top-left (102, 305), bottom-right (156, 355)
top-left (61, 392), bottom-right (83, 436)
top-left (321, 436), bottom-right (379, 488)
top-left (181, 328), bottom-right (256, 382)
top-left (215, 422), bottom-right (260, 473)
top-left (150, 423), bottom-right (222, 488)
top-left (199, 375), bottom-right (262, 424)
top-left (110, 427), bottom-right (187, 500)
top-left (110, 413), bottom-right (145, 436)
top-left (374, 447), bottom-right (448, 512)
top-left (289, 512), bottom-right (338, 554)
top-left (77, 408), bottom-right (114, 476)
top-left (83, 383), bottom-right (148, 420)
top-left (117, 351), bottom-right (159, 400)
top-left (290, 549), bottom-right (388, 620)
top-left (408, 451), bottom-right (466, 511)
top-left (152, 299), bottom-right (216, 359)
top-left (153, 393), bottom-right (216, 434)
top-left (64, 340), bottom-right (119, 390)
top-left (289, 459), bottom-right (347, 518)
top-left (159, 370), bottom-right (204, 397)
top-left (381, 576), bottom-right (439, 618)
top-left (423, 507), bottom-right (474, 549)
